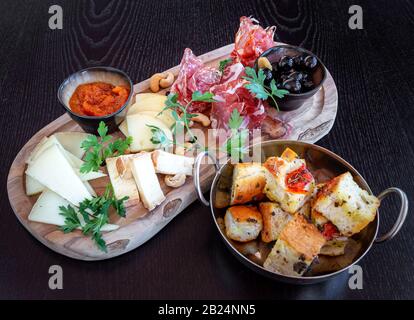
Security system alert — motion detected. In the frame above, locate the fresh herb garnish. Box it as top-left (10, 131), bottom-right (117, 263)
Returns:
top-left (243, 67), bottom-right (289, 111)
top-left (221, 108), bottom-right (249, 160)
top-left (218, 58), bottom-right (233, 73)
top-left (58, 205), bottom-right (81, 233)
top-left (152, 91), bottom-right (249, 162)
top-left (159, 91), bottom-right (214, 147)
top-left (59, 184), bottom-right (128, 252)
top-left (147, 124), bottom-right (174, 149)
top-left (80, 121), bottom-right (133, 173)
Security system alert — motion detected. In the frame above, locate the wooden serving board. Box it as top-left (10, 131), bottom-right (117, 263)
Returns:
top-left (7, 43), bottom-right (338, 260)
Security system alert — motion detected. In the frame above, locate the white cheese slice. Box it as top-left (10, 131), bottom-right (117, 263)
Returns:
top-left (106, 154), bottom-right (141, 205)
top-left (53, 132), bottom-right (89, 159)
top-left (28, 189), bottom-right (118, 232)
top-left (25, 138), bottom-right (105, 195)
top-left (83, 181), bottom-right (96, 197)
top-left (131, 153), bottom-right (165, 210)
top-left (152, 150), bottom-right (194, 176)
top-left (25, 143), bottom-right (92, 206)
top-left (126, 114), bottom-right (173, 152)
top-left (135, 111), bottom-right (175, 128)
top-left (25, 175), bottom-right (45, 196)
top-left (127, 93), bottom-right (168, 114)
top-left (26, 136), bottom-right (50, 164)
top-left (119, 120), bottom-right (128, 137)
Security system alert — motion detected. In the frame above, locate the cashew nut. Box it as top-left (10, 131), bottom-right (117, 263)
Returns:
top-left (175, 142), bottom-right (193, 155)
top-left (258, 57), bottom-right (272, 70)
top-left (150, 72), bottom-right (174, 92)
top-left (191, 113), bottom-right (211, 127)
top-left (164, 174), bottom-right (186, 188)
top-left (159, 72), bottom-right (174, 88)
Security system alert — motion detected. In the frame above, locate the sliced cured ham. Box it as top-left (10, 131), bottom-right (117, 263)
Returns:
top-left (170, 48), bottom-right (221, 113)
top-left (231, 16), bottom-right (276, 67)
top-left (210, 63), bottom-right (266, 131)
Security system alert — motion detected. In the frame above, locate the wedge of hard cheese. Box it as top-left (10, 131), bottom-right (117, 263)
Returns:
top-left (28, 189), bottom-right (118, 232)
top-left (53, 132), bottom-right (89, 159)
top-left (26, 143), bottom-right (92, 206)
top-left (131, 153), bottom-right (165, 210)
top-left (106, 154), bottom-right (141, 206)
top-left (25, 136), bottom-right (105, 196)
top-left (126, 114), bottom-right (172, 152)
top-left (152, 150), bottom-right (194, 176)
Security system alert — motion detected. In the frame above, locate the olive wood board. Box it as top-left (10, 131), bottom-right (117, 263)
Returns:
top-left (7, 43), bottom-right (338, 260)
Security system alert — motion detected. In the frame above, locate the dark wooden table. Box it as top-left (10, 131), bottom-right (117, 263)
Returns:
top-left (1, 0), bottom-right (413, 300)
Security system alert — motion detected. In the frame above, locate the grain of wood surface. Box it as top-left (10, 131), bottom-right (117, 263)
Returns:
top-left (0, 0), bottom-right (413, 299)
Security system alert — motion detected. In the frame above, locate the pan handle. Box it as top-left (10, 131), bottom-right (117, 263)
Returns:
top-left (375, 187), bottom-right (408, 243)
top-left (193, 151), bottom-right (220, 206)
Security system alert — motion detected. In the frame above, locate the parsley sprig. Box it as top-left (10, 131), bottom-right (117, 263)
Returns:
top-left (150, 91), bottom-right (249, 162)
top-left (59, 184), bottom-right (128, 252)
top-left (218, 58), bottom-right (233, 73)
top-left (243, 67), bottom-right (289, 111)
top-left (153, 91), bottom-right (215, 149)
top-left (80, 121), bottom-right (133, 173)
top-left (222, 109), bottom-right (249, 160)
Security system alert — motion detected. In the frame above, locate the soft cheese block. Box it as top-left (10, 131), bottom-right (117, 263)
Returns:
top-left (131, 153), bottom-right (165, 210)
top-left (152, 150), bottom-right (194, 176)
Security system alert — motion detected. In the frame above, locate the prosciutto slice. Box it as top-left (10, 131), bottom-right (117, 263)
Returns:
top-left (170, 48), bottom-right (221, 113)
top-left (210, 62), bottom-right (266, 131)
top-left (231, 16), bottom-right (276, 67)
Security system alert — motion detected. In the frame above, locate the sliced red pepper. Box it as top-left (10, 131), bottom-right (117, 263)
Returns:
top-left (322, 222), bottom-right (339, 240)
top-left (285, 164), bottom-right (313, 193)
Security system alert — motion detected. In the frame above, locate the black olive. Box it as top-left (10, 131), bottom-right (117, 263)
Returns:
top-left (304, 55), bottom-right (318, 69)
top-left (262, 68), bottom-right (273, 85)
top-left (282, 79), bottom-right (301, 93)
top-left (287, 71), bottom-right (303, 81)
top-left (293, 55), bottom-right (305, 67)
top-left (280, 73), bottom-right (289, 82)
top-left (278, 56), bottom-right (293, 70)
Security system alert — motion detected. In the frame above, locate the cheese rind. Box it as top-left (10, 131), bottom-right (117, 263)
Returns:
top-left (131, 153), bottom-right (165, 210)
top-left (106, 154), bottom-right (141, 205)
top-left (25, 175), bottom-right (45, 196)
top-left (26, 144), bottom-right (92, 206)
top-left (152, 150), bottom-right (194, 176)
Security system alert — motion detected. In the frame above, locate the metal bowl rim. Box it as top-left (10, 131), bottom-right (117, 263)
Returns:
top-left (209, 140), bottom-right (380, 282)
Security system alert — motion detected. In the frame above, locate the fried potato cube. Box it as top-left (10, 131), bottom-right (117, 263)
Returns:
top-left (224, 205), bottom-right (263, 242)
top-left (230, 163), bottom-right (266, 205)
top-left (259, 202), bottom-right (291, 242)
top-left (312, 172), bottom-right (379, 236)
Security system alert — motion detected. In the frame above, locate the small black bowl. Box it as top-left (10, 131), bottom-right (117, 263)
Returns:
top-left (57, 67), bottom-right (133, 134)
top-left (255, 45), bottom-right (327, 112)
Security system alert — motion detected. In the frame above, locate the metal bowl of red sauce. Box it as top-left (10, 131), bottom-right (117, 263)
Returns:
top-left (58, 67), bottom-right (133, 133)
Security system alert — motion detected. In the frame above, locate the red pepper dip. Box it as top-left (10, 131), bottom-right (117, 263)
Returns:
top-left (69, 82), bottom-right (130, 116)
